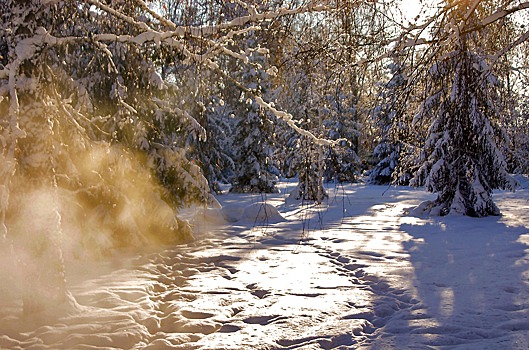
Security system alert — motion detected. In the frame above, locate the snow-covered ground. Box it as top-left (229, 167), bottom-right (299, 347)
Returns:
top-left (1, 179), bottom-right (529, 349)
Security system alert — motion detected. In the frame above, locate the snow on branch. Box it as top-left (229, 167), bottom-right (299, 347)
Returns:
top-left (479, 2), bottom-right (529, 28)
top-left (253, 96), bottom-right (334, 147)
top-left (134, 0), bottom-right (178, 30)
top-left (395, 2), bottom-right (529, 52)
top-left (87, 0), bottom-right (331, 39)
top-left (85, 0), bottom-right (150, 31)
top-left (0, 0), bottom-right (333, 82)
top-left (180, 2), bottom-right (331, 38)
top-left (0, 1), bottom-right (336, 150)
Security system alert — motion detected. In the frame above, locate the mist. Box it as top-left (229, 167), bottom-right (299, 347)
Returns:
top-left (1, 128), bottom-right (194, 317)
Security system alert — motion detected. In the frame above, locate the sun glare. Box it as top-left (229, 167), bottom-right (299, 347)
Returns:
top-left (399, 0), bottom-right (429, 22)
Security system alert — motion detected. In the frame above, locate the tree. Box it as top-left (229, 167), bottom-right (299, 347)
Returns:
top-left (0, 0), bottom-right (73, 315)
top-left (270, 0), bottom-right (395, 196)
top-left (291, 137), bottom-right (328, 202)
top-left (499, 29), bottom-right (529, 174)
top-left (230, 56), bottom-right (279, 193)
top-left (1, 0), bottom-right (338, 314)
top-left (410, 1), bottom-right (515, 216)
top-left (368, 61), bottom-right (409, 185)
top-left (321, 84), bottom-right (361, 183)
top-left (196, 94), bottom-right (236, 186)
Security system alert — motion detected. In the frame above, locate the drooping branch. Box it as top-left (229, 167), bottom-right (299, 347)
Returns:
top-left (254, 96), bottom-right (335, 147)
top-left (393, 1), bottom-right (529, 51)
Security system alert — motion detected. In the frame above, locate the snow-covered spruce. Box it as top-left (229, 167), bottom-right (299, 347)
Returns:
top-left (230, 37), bottom-right (279, 194)
top-left (368, 61), bottom-right (411, 186)
top-left (411, 46), bottom-right (513, 216)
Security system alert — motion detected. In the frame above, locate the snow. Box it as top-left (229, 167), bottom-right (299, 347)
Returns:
top-left (1, 180), bottom-right (529, 349)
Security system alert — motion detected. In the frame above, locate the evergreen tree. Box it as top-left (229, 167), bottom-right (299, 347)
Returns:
top-left (0, 0), bottom-right (71, 314)
top-left (368, 61), bottom-right (409, 185)
top-left (290, 137), bottom-right (327, 202)
top-left (0, 0), bottom-right (207, 314)
top-left (411, 2), bottom-right (513, 216)
top-left (230, 36), bottom-right (279, 193)
top-left (272, 28), bottom-right (330, 200)
top-left (197, 94), bottom-right (236, 187)
top-left (230, 95), bottom-right (279, 193)
top-left (272, 59), bottom-right (329, 202)
top-left (322, 88), bottom-right (361, 183)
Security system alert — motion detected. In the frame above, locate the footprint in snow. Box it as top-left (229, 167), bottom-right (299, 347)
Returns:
top-left (181, 310), bottom-right (216, 319)
top-left (246, 283), bottom-right (271, 299)
top-left (503, 286), bottom-right (519, 294)
top-left (243, 315), bottom-right (287, 325)
top-left (357, 250), bottom-right (386, 258)
top-left (251, 289), bottom-right (270, 299)
top-left (218, 324), bottom-right (242, 333)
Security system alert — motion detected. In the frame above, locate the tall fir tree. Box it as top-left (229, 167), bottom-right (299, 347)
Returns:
top-left (368, 61), bottom-right (410, 185)
top-left (0, 0), bottom-right (71, 314)
top-left (230, 95), bottom-right (279, 193)
top-left (230, 35), bottom-right (279, 194)
top-left (411, 2), bottom-right (513, 216)
top-left (0, 0), bottom-right (209, 314)
top-left (322, 88), bottom-right (361, 183)
top-left (291, 137), bottom-right (327, 202)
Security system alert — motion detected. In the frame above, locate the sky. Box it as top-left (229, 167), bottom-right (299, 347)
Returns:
top-left (399, 0), bottom-right (431, 22)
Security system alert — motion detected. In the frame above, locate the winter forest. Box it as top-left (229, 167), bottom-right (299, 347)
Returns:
top-left (1, 0), bottom-right (529, 349)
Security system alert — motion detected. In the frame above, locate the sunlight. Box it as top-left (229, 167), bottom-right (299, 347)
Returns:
top-left (399, 0), bottom-right (427, 22)
top-left (236, 247), bottom-right (349, 293)
top-left (341, 201), bottom-right (431, 254)
top-left (399, 215), bottom-right (431, 226)
top-left (1, 0), bottom-right (529, 347)
top-left (499, 205), bottom-right (529, 230)
top-left (439, 288), bottom-right (455, 317)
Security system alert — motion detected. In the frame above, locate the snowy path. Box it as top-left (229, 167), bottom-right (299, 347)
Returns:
top-left (1, 183), bottom-right (529, 349)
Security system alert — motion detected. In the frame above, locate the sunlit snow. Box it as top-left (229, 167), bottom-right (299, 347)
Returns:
top-left (1, 178), bottom-right (529, 349)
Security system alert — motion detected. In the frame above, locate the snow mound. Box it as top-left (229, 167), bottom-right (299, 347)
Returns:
top-left (242, 202), bottom-right (285, 223)
top-left (195, 207), bottom-right (228, 225)
top-left (285, 186), bottom-right (303, 203)
top-left (220, 203), bottom-right (285, 223)
top-left (408, 200), bottom-right (443, 217)
top-left (220, 205), bottom-right (246, 222)
top-left (512, 174), bottom-right (529, 189)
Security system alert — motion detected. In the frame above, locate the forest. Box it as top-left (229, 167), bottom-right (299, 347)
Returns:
top-left (1, 0), bottom-right (529, 338)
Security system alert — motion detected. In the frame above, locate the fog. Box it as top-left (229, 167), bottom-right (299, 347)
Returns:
top-left (1, 129), bottom-right (193, 317)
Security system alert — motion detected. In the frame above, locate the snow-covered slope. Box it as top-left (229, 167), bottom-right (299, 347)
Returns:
top-left (1, 181), bottom-right (528, 349)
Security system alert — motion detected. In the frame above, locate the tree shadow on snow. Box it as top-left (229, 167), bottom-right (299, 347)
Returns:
top-left (394, 214), bottom-right (529, 348)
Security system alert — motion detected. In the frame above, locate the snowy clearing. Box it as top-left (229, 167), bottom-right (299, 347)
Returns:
top-left (1, 180), bottom-right (529, 349)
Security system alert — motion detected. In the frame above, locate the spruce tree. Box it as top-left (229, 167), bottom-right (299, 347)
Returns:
top-left (196, 94), bottom-right (236, 187)
top-left (411, 3), bottom-right (512, 216)
top-left (292, 138), bottom-right (327, 202)
top-left (0, 0), bottom-right (71, 314)
top-left (369, 62), bottom-right (409, 185)
top-left (230, 36), bottom-right (278, 194)
top-left (322, 89), bottom-right (360, 183)
top-left (0, 0), bottom-right (206, 314)
top-left (231, 95), bottom-right (278, 193)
